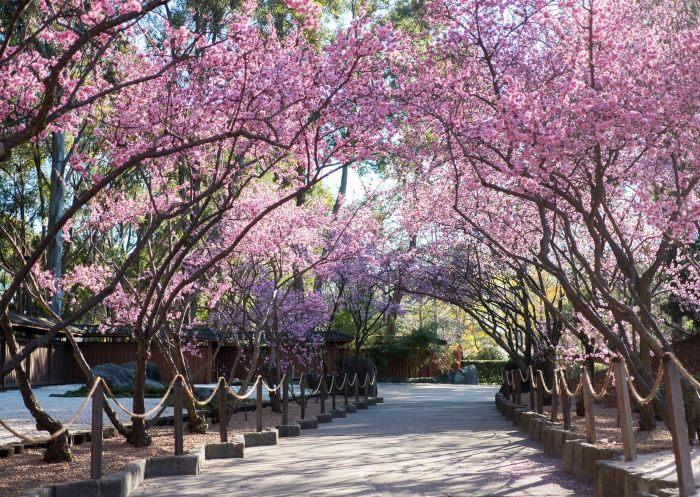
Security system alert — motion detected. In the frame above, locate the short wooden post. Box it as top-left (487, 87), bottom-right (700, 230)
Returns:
top-left (218, 378), bottom-right (228, 442)
top-left (529, 367), bottom-right (536, 410)
top-left (174, 376), bottom-right (184, 455)
top-left (536, 374), bottom-right (544, 414)
top-left (282, 375), bottom-right (289, 426)
top-left (662, 354), bottom-right (695, 496)
top-left (582, 366), bottom-right (596, 444)
top-left (510, 372), bottom-right (517, 403)
top-left (612, 358), bottom-right (636, 461)
top-left (343, 374), bottom-right (349, 406)
top-left (354, 374), bottom-right (359, 402)
top-left (559, 372), bottom-right (571, 431)
top-left (515, 372), bottom-right (522, 405)
top-left (320, 375), bottom-right (327, 414)
top-left (331, 374), bottom-right (337, 411)
top-left (256, 377), bottom-right (263, 432)
top-left (90, 380), bottom-right (103, 480)
top-left (550, 372), bottom-right (559, 423)
top-left (374, 374), bottom-right (378, 397)
top-left (300, 374), bottom-right (306, 420)
top-left (364, 373), bottom-right (370, 399)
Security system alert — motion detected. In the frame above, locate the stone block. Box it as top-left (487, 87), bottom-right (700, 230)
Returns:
top-left (122, 459), bottom-right (146, 494)
top-left (53, 479), bottom-right (98, 497)
top-left (375, 397), bottom-right (384, 403)
top-left (330, 409), bottom-right (346, 418)
top-left (24, 488), bottom-right (53, 497)
top-left (0, 446), bottom-right (14, 458)
top-left (145, 454), bottom-right (200, 478)
top-left (317, 413), bottom-right (333, 423)
top-left (242, 429), bottom-right (278, 447)
top-left (513, 408), bottom-right (526, 426)
top-left (275, 424), bottom-right (301, 437)
top-left (72, 432), bottom-right (86, 445)
top-left (205, 442), bottom-right (244, 459)
top-left (98, 474), bottom-right (127, 497)
top-left (366, 398), bottom-right (377, 406)
top-left (344, 404), bottom-right (357, 413)
top-left (353, 401), bottom-right (368, 409)
top-left (297, 418), bottom-right (318, 429)
top-left (11, 444), bottom-right (24, 455)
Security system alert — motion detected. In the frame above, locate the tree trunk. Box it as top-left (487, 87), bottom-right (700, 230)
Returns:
top-left (127, 338), bottom-right (152, 447)
top-left (2, 322), bottom-right (71, 462)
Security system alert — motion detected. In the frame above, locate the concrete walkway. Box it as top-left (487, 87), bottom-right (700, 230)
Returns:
top-left (133, 384), bottom-right (594, 497)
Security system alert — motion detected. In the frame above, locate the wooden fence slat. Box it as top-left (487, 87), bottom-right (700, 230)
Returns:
top-left (256, 378), bottom-right (263, 432)
top-left (282, 375), bottom-right (289, 426)
top-left (90, 381), bottom-right (103, 480)
top-left (582, 366), bottom-right (596, 444)
top-left (219, 378), bottom-right (227, 443)
top-left (612, 358), bottom-right (636, 461)
top-left (174, 376), bottom-right (183, 456)
top-left (662, 355), bottom-right (695, 496)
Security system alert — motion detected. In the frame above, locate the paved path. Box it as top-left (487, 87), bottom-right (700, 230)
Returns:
top-left (133, 384), bottom-right (593, 497)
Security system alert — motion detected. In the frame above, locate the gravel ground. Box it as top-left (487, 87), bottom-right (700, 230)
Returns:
top-left (0, 398), bottom-right (323, 497)
top-left (518, 392), bottom-right (674, 453)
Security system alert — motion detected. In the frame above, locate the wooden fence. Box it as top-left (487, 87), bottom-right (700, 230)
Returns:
top-left (502, 353), bottom-right (698, 497)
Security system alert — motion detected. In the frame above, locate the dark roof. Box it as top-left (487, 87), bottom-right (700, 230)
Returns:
top-left (326, 331), bottom-right (352, 343)
top-left (7, 312), bottom-right (82, 334)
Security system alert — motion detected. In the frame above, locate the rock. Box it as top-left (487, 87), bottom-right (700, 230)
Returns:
top-left (121, 362), bottom-right (162, 382)
top-left (453, 371), bottom-right (466, 384)
top-left (92, 363), bottom-right (165, 391)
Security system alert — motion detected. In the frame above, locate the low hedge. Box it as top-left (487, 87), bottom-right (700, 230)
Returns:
top-left (463, 360), bottom-right (509, 385)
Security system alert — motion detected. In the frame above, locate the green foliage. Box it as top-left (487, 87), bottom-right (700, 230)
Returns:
top-left (467, 346), bottom-right (506, 361)
top-left (462, 360), bottom-right (508, 385)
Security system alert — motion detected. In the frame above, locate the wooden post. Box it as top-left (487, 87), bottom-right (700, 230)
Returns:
top-left (320, 375), bottom-right (327, 414)
top-left (550, 371), bottom-right (559, 423)
top-left (331, 374), bottom-right (337, 411)
top-left (529, 367), bottom-right (535, 410)
top-left (218, 378), bottom-right (228, 443)
top-left (256, 377), bottom-right (263, 432)
top-left (536, 374), bottom-right (544, 414)
top-left (364, 373), bottom-right (370, 400)
top-left (374, 374), bottom-right (378, 398)
top-left (343, 374), bottom-right (349, 406)
top-left (282, 374), bottom-right (289, 426)
top-left (612, 358), bottom-right (636, 461)
top-left (515, 372), bottom-right (522, 405)
top-left (582, 366), bottom-right (596, 444)
top-left (560, 372), bottom-right (571, 431)
top-left (174, 376), bottom-right (184, 455)
top-left (90, 380), bottom-right (103, 480)
top-left (354, 375), bottom-right (359, 402)
top-left (662, 354), bottom-right (695, 496)
top-left (300, 374), bottom-right (306, 420)
top-left (510, 372), bottom-right (517, 403)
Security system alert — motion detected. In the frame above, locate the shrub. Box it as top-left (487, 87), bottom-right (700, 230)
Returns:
top-left (462, 360), bottom-right (509, 384)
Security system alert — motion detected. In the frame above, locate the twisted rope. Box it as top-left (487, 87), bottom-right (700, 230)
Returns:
top-left (529, 366), bottom-right (538, 388)
top-left (0, 377), bottom-right (101, 443)
top-left (262, 375), bottom-right (286, 393)
top-left (348, 373), bottom-right (358, 387)
top-left (182, 377), bottom-right (225, 408)
top-left (588, 365), bottom-right (614, 401)
top-left (667, 353), bottom-right (700, 392)
top-left (102, 375), bottom-right (179, 419)
top-left (505, 370), bottom-right (513, 387)
top-left (623, 361), bottom-right (665, 406)
top-left (517, 368), bottom-right (529, 383)
top-left (229, 376), bottom-right (262, 400)
top-left (556, 369), bottom-right (584, 398)
top-left (537, 370), bottom-right (553, 394)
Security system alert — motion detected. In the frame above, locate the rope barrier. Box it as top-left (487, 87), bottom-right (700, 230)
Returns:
top-left (517, 368), bottom-right (529, 383)
top-left (182, 377), bottom-right (224, 408)
top-left (348, 373), bottom-right (358, 387)
top-left (556, 369), bottom-right (584, 398)
top-left (537, 370), bottom-right (553, 394)
top-left (0, 377), bottom-right (101, 443)
top-left (505, 370), bottom-right (513, 387)
top-left (588, 365), bottom-right (613, 401)
top-left (262, 375), bottom-right (286, 393)
top-left (623, 361), bottom-right (665, 406)
top-left (103, 376), bottom-right (179, 419)
top-left (529, 366), bottom-right (538, 388)
top-left (667, 352), bottom-right (700, 392)
top-left (229, 376), bottom-right (262, 400)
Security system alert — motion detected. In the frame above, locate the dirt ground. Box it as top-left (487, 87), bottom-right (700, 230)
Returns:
top-left (0, 400), bottom-right (324, 497)
top-left (517, 386), bottom-right (674, 455)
